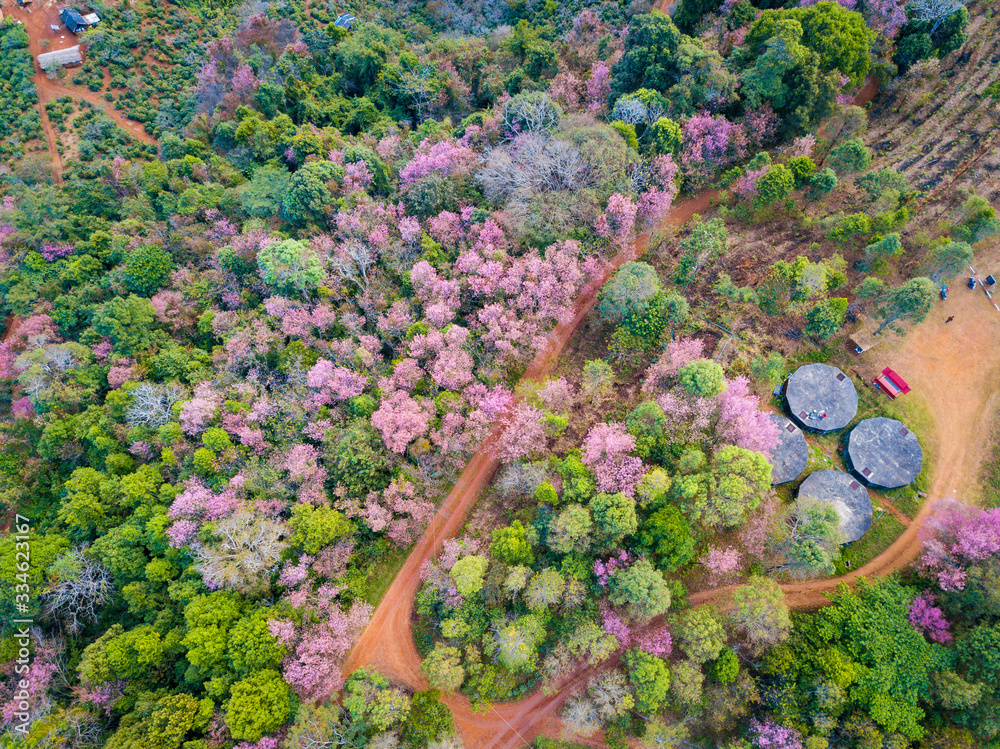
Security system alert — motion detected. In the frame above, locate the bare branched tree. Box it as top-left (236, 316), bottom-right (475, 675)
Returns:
top-left (42, 551), bottom-right (115, 635)
top-left (391, 60), bottom-right (442, 124)
top-left (561, 693), bottom-right (602, 737)
top-left (907, 0), bottom-right (966, 33)
top-left (125, 382), bottom-right (185, 427)
top-left (477, 134), bottom-right (589, 205)
top-left (502, 92), bottom-right (562, 135)
top-left (329, 241), bottom-right (377, 293)
top-left (611, 96), bottom-right (665, 129)
top-left (193, 509), bottom-right (288, 593)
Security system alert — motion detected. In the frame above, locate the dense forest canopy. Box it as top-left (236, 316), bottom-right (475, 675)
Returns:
top-left (0, 0), bottom-right (996, 745)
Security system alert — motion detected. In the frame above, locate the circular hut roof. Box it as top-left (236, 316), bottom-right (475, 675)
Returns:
top-left (846, 417), bottom-right (923, 489)
top-left (785, 363), bottom-right (858, 432)
top-left (797, 469), bottom-right (873, 543)
top-left (769, 414), bottom-right (809, 486)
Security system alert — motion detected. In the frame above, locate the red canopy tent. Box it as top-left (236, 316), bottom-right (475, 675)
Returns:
top-left (874, 367), bottom-right (910, 399)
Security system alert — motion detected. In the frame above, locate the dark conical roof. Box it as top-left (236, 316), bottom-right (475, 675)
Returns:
top-left (797, 469), bottom-right (872, 543)
top-left (845, 417), bottom-right (923, 489)
top-left (785, 363), bottom-right (858, 432)
top-left (769, 414), bottom-right (808, 485)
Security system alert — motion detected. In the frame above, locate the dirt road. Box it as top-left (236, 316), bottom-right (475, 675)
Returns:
top-left (341, 189), bottom-right (720, 687)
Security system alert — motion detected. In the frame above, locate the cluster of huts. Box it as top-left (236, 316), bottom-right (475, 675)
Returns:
top-left (770, 363), bottom-right (923, 543)
top-left (35, 7), bottom-right (100, 71)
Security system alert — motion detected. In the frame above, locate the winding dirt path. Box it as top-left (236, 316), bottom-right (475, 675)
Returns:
top-left (343, 188), bottom-right (719, 681)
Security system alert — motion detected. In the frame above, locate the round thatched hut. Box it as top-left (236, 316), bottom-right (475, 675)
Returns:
top-left (785, 363), bottom-right (858, 433)
top-left (769, 414), bottom-right (809, 485)
top-left (845, 417), bottom-right (923, 489)
top-left (797, 469), bottom-right (873, 543)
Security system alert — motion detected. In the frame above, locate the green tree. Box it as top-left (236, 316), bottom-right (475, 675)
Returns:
top-left (239, 165), bottom-right (291, 218)
top-left (181, 592), bottom-right (244, 676)
top-left (609, 559), bottom-right (672, 620)
top-left (122, 245), bottom-right (174, 296)
top-left (257, 238), bottom-right (324, 296)
top-left (581, 359), bottom-right (615, 402)
top-left (450, 555), bottom-right (488, 597)
top-left (401, 690), bottom-right (453, 748)
top-left (609, 12), bottom-right (684, 103)
top-left (104, 693), bottom-right (213, 749)
top-left (745, 3), bottom-right (875, 86)
top-left (639, 506), bottom-right (698, 572)
top-left (590, 492), bottom-right (638, 547)
top-left (675, 217), bottom-right (728, 284)
top-left (683, 446), bottom-right (772, 530)
top-left (925, 240), bottom-right (974, 282)
top-left (807, 167), bottom-right (838, 201)
top-left (524, 568), bottom-right (565, 610)
top-left (711, 648), bottom-right (740, 683)
top-left (651, 117), bottom-right (683, 155)
top-left (873, 277), bottom-right (938, 335)
top-left (675, 607), bottom-right (726, 664)
top-left (678, 359), bottom-right (725, 397)
top-left (730, 576), bottom-right (791, 653)
top-left (289, 504), bottom-right (354, 555)
top-left (597, 261), bottom-right (662, 325)
top-left (862, 233), bottom-right (902, 268)
top-left (282, 161), bottom-right (345, 226)
top-left (323, 419), bottom-right (393, 496)
top-left (756, 164), bottom-right (796, 205)
top-left (420, 644), bottom-right (465, 692)
top-left (739, 19), bottom-right (839, 135)
top-left (93, 295), bottom-right (157, 356)
top-left (547, 504), bottom-right (594, 555)
top-left (670, 659), bottom-right (705, 709)
top-left (625, 649), bottom-right (672, 714)
top-left (493, 613), bottom-right (547, 671)
top-left (626, 401), bottom-right (669, 461)
top-left (804, 297), bottom-right (849, 339)
top-left (225, 669), bottom-right (293, 741)
top-left (227, 608), bottom-right (287, 674)
top-left (828, 137), bottom-right (872, 175)
top-left (490, 521), bottom-right (535, 565)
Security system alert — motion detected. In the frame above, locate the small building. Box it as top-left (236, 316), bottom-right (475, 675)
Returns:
top-left (769, 414), bottom-right (809, 486)
top-left (784, 363), bottom-right (859, 433)
top-left (845, 417), bottom-right (923, 489)
top-left (797, 469), bottom-right (873, 543)
top-left (849, 329), bottom-right (876, 355)
top-left (333, 12), bottom-right (355, 29)
top-left (38, 45), bottom-right (83, 69)
top-left (874, 367), bottom-right (910, 399)
top-left (60, 8), bottom-right (99, 33)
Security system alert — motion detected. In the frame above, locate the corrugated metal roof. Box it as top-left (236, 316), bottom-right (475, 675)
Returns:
top-left (38, 45), bottom-right (82, 67)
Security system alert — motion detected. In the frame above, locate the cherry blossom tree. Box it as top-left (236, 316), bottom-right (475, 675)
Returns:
top-left (715, 376), bottom-right (781, 456)
top-left (581, 422), bottom-right (646, 496)
top-left (750, 719), bottom-right (803, 749)
top-left (918, 501), bottom-right (1000, 590)
top-left (496, 404), bottom-right (547, 462)
top-left (909, 592), bottom-right (952, 644)
top-left (371, 391), bottom-right (432, 454)
top-left (701, 545), bottom-right (743, 585)
top-left (595, 194), bottom-right (639, 253)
